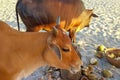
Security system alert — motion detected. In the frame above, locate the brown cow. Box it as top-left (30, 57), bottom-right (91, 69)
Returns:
top-left (0, 20), bottom-right (82, 80)
top-left (16, 0), bottom-right (98, 42)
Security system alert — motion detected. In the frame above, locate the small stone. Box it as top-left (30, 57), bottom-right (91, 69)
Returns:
top-left (99, 77), bottom-right (105, 80)
top-left (81, 68), bottom-right (88, 76)
top-left (81, 76), bottom-right (89, 80)
top-left (102, 70), bottom-right (113, 78)
top-left (60, 69), bottom-right (81, 80)
top-left (95, 51), bottom-right (104, 58)
top-left (87, 74), bottom-right (98, 80)
top-left (87, 65), bottom-right (94, 73)
top-left (90, 58), bottom-right (98, 65)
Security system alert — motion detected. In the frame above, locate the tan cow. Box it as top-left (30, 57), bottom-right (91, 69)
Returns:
top-left (0, 20), bottom-right (82, 80)
top-left (16, 0), bottom-right (98, 42)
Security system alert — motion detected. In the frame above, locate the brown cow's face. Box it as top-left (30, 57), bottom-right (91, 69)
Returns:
top-left (75, 9), bottom-right (98, 32)
top-left (68, 9), bottom-right (98, 33)
top-left (46, 25), bottom-right (83, 74)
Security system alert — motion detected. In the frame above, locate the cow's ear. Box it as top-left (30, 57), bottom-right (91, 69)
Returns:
top-left (49, 43), bottom-right (62, 60)
top-left (87, 9), bottom-right (98, 17)
top-left (91, 13), bottom-right (98, 17)
top-left (47, 34), bottom-right (62, 60)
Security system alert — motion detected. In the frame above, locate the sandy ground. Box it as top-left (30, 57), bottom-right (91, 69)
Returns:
top-left (0, 0), bottom-right (120, 80)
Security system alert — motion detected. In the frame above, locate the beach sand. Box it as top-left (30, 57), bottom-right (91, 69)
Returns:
top-left (0, 0), bottom-right (120, 80)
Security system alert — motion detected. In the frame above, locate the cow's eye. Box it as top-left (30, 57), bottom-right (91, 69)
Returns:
top-left (62, 47), bottom-right (70, 52)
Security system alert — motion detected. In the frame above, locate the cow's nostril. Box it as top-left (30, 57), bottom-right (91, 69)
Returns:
top-left (81, 65), bottom-right (84, 68)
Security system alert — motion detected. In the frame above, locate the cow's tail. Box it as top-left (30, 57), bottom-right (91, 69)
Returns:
top-left (16, 0), bottom-right (20, 31)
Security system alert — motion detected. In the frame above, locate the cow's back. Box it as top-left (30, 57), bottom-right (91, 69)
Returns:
top-left (16, 0), bottom-right (85, 31)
